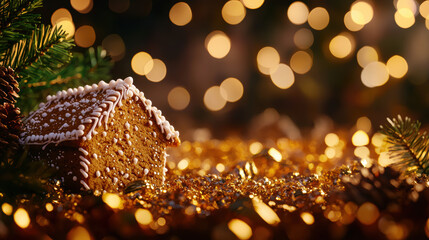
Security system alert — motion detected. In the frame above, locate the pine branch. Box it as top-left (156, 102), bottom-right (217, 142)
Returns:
top-left (0, 0), bottom-right (42, 54)
top-left (17, 46), bottom-right (113, 114)
top-left (380, 115), bottom-right (429, 175)
top-left (1, 24), bottom-right (74, 83)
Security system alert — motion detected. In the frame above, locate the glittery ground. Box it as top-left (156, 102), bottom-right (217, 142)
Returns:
top-left (2, 138), bottom-right (429, 240)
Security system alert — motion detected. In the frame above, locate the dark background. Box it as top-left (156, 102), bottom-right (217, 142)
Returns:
top-left (38, 0), bottom-right (429, 140)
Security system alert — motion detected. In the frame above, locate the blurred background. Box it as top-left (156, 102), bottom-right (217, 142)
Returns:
top-left (38, 0), bottom-right (429, 140)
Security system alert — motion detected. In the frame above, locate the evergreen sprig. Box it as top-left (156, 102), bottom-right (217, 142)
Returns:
top-left (1, 24), bottom-right (74, 83)
top-left (0, 0), bottom-right (42, 53)
top-left (380, 115), bottom-right (429, 175)
top-left (18, 46), bottom-right (112, 114)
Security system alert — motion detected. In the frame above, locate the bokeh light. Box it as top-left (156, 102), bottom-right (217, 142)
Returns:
top-left (55, 19), bottom-right (75, 38)
top-left (344, 11), bottom-right (364, 31)
top-left (386, 55), bottom-right (408, 78)
top-left (300, 212), bottom-right (315, 225)
top-left (420, 1), bottom-right (429, 18)
top-left (220, 77), bottom-right (244, 102)
top-left (361, 61), bottom-right (389, 88)
top-left (356, 116), bottom-right (371, 132)
top-left (257, 46), bottom-right (280, 75)
top-left (293, 28), bottom-right (314, 49)
top-left (14, 208), bottom-right (30, 229)
top-left (205, 31), bottom-right (231, 59)
top-left (350, 1), bottom-right (374, 25)
top-left (396, 0), bottom-right (418, 14)
top-left (352, 130), bottom-right (370, 146)
top-left (290, 50), bottom-right (313, 74)
top-left (74, 25), bottom-right (96, 48)
top-left (228, 219), bottom-right (252, 240)
top-left (222, 0), bottom-right (246, 25)
top-left (135, 209), bottom-right (153, 225)
top-left (329, 33), bottom-right (355, 59)
top-left (102, 34), bottom-right (126, 61)
top-left (168, 87), bottom-right (190, 110)
top-left (67, 226), bottom-right (91, 240)
top-left (357, 46), bottom-right (378, 68)
top-left (169, 2), bottom-right (192, 26)
top-left (70, 0), bottom-right (93, 14)
top-left (145, 59), bottom-right (167, 82)
top-left (394, 8), bottom-right (415, 28)
top-left (269, 63), bottom-right (295, 89)
top-left (51, 8), bottom-right (72, 26)
top-left (108, 0), bottom-right (130, 13)
top-left (308, 7), bottom-right (329, 30)
top-left (242, 0), bottom-right (264, 9)
top-left (357, 202), bottom-right (379, 225)
top-left (102, 193), bottom-right (123, 209)
top-left (131, 52), bottom-right (153, 76)
top-left (287, 1), bottom-right (309, 25)
top-left (268, 148), bottom-right (282, 162)
top-left (1, 203), bottom-right (12, 215)
top-left (252, 199), bottom-right (281, 226)
top-left (325, 133), bottom-right (339, 147)
top-left (204, 86), bottom-right (227, 111)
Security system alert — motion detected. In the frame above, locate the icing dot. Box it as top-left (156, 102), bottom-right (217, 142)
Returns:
top-left (118, 150), bottom-right (124, 156)
top-left (144, 169), bottom-right (149, 175)
top-left (96, 171), bottom-right (101, 177)
top-left (73, 176), bottom-right (77, 181)
top-left (133, 158), bottom-right (138, 164)
top-left (125, 122), bottom-right (130, 130)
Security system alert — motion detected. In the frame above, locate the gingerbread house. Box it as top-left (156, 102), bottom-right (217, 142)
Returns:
top-left (20, 77), bottom-right (180, 193)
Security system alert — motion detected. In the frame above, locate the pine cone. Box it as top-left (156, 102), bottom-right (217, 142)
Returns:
top-left (0, 66), bottom-right (20, 104)
top-left (0, 102), bottom-right (22, 154)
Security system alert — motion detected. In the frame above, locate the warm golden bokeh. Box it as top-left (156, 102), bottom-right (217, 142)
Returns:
top-left (204, 86), bottom-right (227, 111)
top-left (102, 193), bottom-right (123, 209)
top-left (67, 226), bottom-right (92, 240)
top-left (220, 77), bottom-right (244, 102)
top-left (300, 212), bottom-right (315, 225)
top-left (242, 0), bottom-right (264, 9)
top-left (344, 11), bottom-right (364, 31)
top-left (145, 59), bottom-right (167, 82)
top-left (290, 50), bottom-right (313, 74)
top-left (74, 25), bottom-right (96, 48)
top-left (228, 219), bottom-right (253, 240)
top-left (325, 133), bottom-right (339, 147)
top-left (131, 52), bottom-right (153, 76)
top-left (357, 202), bottom-right (379, 225)
top-left (352, 130), bottom-right (370, 146)
top-left (70, 0), bottom-right (93, 14)
top-left (420, 1), bottom-right (429, 19)
top-left (55, 19), bottom-right (75, 38)
top-left (287, 1), bottom-right (309, 25)
top-left (357, 46), bottom-right (378, 68)
top-left (356, 116), bottom-right (371, 132)
top-left (308, 7), bottom-right (330, 30)
top-left (169, 2), bottom-right (193, 26)
top-left (252, 198), bottom-right (281, 226)
top-left (386, 55), bottom-right (408, 78)
top-left (205, 31), bottom-right (231, 59)
top-left (350, 1), bottom-right (374, 25)
top-left (51, 8), bottom-right (72, 26)
top-left (168, 87), bottom-right (191, 110)
top-left (361, 61), bottom-right (389, 88)
top-left (269, 63), bottom-right (295, 89)
top-left (394, 8), bottom-right (415, 29)
top-left (14, 208), bottom-right (30, 229)
top-left (293, 28), bottom-right (314, 49)
top-left (222, 0), bottom-right (246, 25)
top-left (257, 46), bottom-right (280, 75)
top-left (329, 33), bottom-right (355, 59)
top-left (135, 209), bottom-right (153, 225)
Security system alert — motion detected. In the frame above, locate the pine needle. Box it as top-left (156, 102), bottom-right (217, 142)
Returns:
top-left (0, 0), bottom-right (43, 53)
top-left (1, 24), bottom-right (74, 83)
top-left (380, 115), bottom-right (429, 175)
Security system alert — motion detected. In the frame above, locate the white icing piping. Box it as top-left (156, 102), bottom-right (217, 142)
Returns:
top-left (20, 77), bottom-right (180, 147)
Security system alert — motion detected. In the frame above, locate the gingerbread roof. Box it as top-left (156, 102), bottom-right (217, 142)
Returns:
top-left (20, 77), bottom-right (180, 148)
